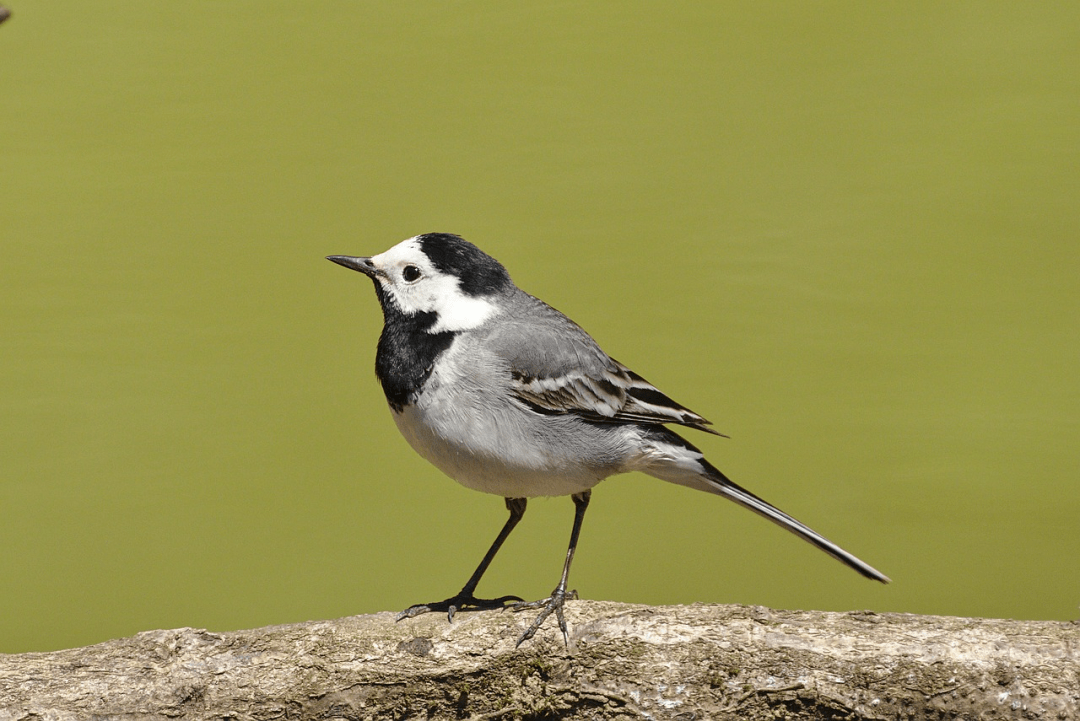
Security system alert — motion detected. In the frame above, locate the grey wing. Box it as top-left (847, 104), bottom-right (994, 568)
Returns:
top-left (488, 294), bottom-right (724, 435)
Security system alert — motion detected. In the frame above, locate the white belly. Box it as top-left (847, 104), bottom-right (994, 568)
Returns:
top-left (391, 400), bottom-right (605, 498)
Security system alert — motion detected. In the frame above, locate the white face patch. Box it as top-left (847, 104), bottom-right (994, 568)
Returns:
top-left (370, 236), bottom-right (500, 332)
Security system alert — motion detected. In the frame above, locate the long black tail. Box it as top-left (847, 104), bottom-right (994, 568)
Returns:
top-left (701, 459), bottom-right (890, 583)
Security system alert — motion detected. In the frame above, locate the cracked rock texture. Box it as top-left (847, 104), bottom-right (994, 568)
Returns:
top-left (0, 601), bottom-right (1077, 720)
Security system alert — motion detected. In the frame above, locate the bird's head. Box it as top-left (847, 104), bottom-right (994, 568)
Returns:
top-left (328, 233), bottom-right (512, 333)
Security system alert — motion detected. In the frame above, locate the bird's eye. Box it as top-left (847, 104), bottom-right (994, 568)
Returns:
top-left (402, 265), bottom-right (421, 282)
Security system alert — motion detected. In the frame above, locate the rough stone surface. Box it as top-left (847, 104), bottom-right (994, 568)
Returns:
top-left (0, 601), bottom-right (1077, 720)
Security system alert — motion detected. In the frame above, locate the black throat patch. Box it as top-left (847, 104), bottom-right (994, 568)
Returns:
top-left (371, 282), bottom-right (456, 412)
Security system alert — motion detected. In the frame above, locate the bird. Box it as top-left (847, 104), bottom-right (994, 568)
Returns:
top-left (327, 233), bottom-right (889, 646)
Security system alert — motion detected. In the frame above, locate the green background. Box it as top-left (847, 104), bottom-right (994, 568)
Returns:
top-left (2, 3), bottom-right (1077, 653)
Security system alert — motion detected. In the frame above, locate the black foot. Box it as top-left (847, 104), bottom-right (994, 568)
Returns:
top-left (511, 588), bottom-right (578, 647)
top-left (396, 592), bottom-right (524, 623)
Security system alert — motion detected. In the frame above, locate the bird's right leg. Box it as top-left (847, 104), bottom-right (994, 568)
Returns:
top-left (396, 497), bottom-right (527, 623)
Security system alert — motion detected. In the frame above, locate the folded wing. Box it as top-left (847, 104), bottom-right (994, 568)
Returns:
top-left (489, 294), bottom-right (724, 436)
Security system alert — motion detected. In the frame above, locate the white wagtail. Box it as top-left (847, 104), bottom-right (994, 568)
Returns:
top-left (328, 233), bottom-right (889, 646)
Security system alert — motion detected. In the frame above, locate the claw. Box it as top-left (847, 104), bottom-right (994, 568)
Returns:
top-left (396, 593), bottom-right (524, 624)
top-left (397, 491), bottom-right (590, 648)
top-left (513, 587), bottom-right (576, 647)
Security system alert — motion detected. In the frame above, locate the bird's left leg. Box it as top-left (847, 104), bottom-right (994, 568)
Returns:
top-left (396, 497), bottom-right (527, 622)
top-left (512, 489), bottom-right (591, 647)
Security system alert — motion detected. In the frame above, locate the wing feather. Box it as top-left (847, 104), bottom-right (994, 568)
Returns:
top-left (487, 293), bottom-right (724, 435)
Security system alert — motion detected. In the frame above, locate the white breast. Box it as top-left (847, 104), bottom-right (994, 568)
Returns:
top-left (389, 338), bottom-right (608, 498)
